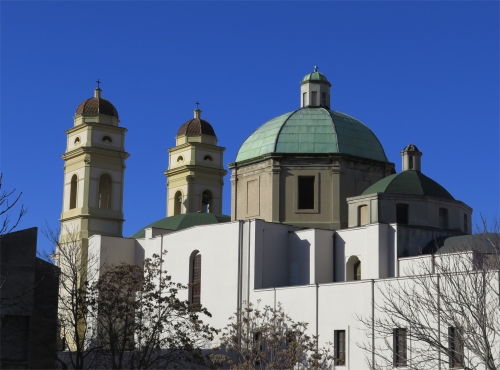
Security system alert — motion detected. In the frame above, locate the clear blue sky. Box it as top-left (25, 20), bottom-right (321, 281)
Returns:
top-left (1, 1), bottom-right (498, 255)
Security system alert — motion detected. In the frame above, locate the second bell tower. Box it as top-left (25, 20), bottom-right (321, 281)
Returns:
top-left (164, 107), bottom-right (226, 216)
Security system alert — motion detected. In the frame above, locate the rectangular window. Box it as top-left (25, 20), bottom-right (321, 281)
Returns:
top-left (358, 205), bottom-right (368, 226)
top-left (463, 214), bottom-right (468, 233)
top-left (311, 91), bottom-right (318, 106)
top-left (334, 330), bottom-right (346, 365)
top-left (321, 92), bottom-right (326, 106)
top-left (302, 92), bottom-right (308, 107)
top-left (393, 328), bottom-right (407, 367)
top-left (298, 176), bottom-right (315, 209)
top-left (396, 204), bottom-right (409, 224)
top-left (448, 327), bottom-right (464, 368)
top-left (439, 208), bottom-right (449, 229)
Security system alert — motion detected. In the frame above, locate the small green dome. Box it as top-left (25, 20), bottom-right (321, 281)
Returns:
top-left (301, 71), bottom-right (331, 85)
top-left (361, 170), bottom-right (454, 200)
top-left (235, 108), bottom-right (388, 163)
top-left (129, 213), bottom-right (231, 239)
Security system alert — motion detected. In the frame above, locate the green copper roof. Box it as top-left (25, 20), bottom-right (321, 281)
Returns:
top-left (129, 213), bottom-right (231, 239)
top-left (302, 71), bottom-right (329, 83)
top-left (361, 170), bottom-right (454, 200)
top-left (235, 108), bottom-right (388, 163)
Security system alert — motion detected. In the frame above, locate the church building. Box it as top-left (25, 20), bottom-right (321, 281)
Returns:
top-left (61, 69), bottom-right (476, 368)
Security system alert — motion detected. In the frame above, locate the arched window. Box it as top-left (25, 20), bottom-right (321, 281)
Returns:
top-left (201, 190), bottom-right (212, 213)
top-left (191, 253), bottom-right (201, 304)
top-left (346, 256), bottom-right (361, 281)
top-left (358, 205), bottom-right (368, 226)
top-left (69, 174), bottom-right (77, 209)
top-left (98, 174), bottom-right (112, 209)
top-left (354, 260), bottom-right (361, 281)
top-left (174, 191), bottom-right (182, 215)
top-left (101, 135), bottom-right (112, 143)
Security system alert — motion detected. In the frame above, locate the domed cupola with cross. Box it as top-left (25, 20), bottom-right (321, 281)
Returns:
top-left (300, 66), bottom-right (331, 108)
top-left (229, 69), bottom-right (395, 230)
top-left (164, 104), bottom-right (227, 216)
top-left (60, 81), bottom-right (129, 249)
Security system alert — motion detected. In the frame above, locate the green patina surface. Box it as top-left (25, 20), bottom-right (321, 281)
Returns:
top-left (130, 213), bottom-right (231, 239)
top-left (361, 170), bottom-right (454, 200)
top-left (302, 71), bottom-right (329, 82)
top-left (235, 108), bottom-right (388, 163)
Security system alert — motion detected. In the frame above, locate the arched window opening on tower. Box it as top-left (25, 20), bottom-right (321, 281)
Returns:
top-left (302, 92), bottom-right (308, 107)
top-left (174, 191), bottom-right (182, 215)
top-left (396, 204), bottom-right (409, 225)
top-left (439, 208), bottom-right (449, 229)
top-left (358, 205), bottom-right (368, 226)
top-left (311, 91), bottom-right (317, 106)
top-left (191, 252), bottom-right (202, 305)
top-left (204, 155), bottom-right (213, 161)
top-left (98, 174), bottom-right (112, 209)
top-left (74, 137), bottom-right (80, 146)
top-left (102, 135), bottom-right (113, 143)
top-left (346, 256), bottom-right (361, 281)
top-left (201, 190), bottom-right (212, 213)
top-left (321, 92), bottom-right (326, 107)
top-left (69, 174), bottom-right (78, 210)
top-left (463, 214), bottom-right (468, 233)
top-left (409, 156), bottom-right (414, 170)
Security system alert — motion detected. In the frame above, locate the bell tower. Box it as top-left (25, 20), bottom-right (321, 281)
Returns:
top-left (164, 106), bottom-right (226, 216)
top-left (60, 83), bottom-right (129, 248)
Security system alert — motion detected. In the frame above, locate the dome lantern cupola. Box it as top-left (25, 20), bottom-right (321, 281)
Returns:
top-left (401, 143), bottom-right (422, 171)
top-left (300, 66), bottom-right (331, 109)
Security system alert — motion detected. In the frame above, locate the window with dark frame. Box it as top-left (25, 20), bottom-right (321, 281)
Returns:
top-left (396, 204), bottom-right (409, 224)
top-left (393, 328), bottom-right (407, 367)
top-left (312, 91), bottom-right (318, 106)
top-left (298, 176), bottom-right (315, 210)
top-left (70, 174), bottom-right (77, 210)
top-left (192, 253), bottom-right (201, 304)
top-left (463, 214), bottom-right (468, 233)
top-left (334, 330), bottom-right (346, 365)
top-left (448, 327), bottom-right (464, 368)
top-left (98, 174), bottom-right (112, 209)
top-left (321, 92), bottom-right (326, 106)
top-left (439, 208), bottom-right (449, 229)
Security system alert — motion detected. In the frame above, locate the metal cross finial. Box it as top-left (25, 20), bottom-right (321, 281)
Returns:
top-left (195, 101), bottom-right (200, 109)
top-left (314, 66), bottom-right (318, 72)
top-left (96, 79), bottom-right (101, 88)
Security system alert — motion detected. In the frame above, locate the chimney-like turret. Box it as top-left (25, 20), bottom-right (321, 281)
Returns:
top-left (401, 144), bottom-right (422, 171)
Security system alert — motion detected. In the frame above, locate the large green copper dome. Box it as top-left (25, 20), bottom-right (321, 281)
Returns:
top-left (235, 108), bottom-right (388, 163)
top-left (361, 170), bottom-right (454, 200)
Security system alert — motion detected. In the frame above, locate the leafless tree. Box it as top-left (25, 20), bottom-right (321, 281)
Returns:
top-left (0, 173), bottom-right (27, 238)
top-left (87, 252), bottom-right (218, 369)
top-left (211, 300), bottom-right (336, 369)
top-left (357, 219), bottom-right (500, 370)
top-left (42, 224), bottom-right (104, 369)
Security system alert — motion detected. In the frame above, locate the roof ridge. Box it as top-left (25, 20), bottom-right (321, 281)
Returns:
top-left (273, 108), bottom-right (301, 152)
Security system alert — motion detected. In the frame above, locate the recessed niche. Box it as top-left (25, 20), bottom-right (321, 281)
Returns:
top-left (204, 155), bottom-right (213, 161)
top-left (102, 135), bottom-right (113, 143)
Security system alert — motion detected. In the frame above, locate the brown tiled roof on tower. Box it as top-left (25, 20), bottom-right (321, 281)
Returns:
top-left (176, 107), bottom-right (216, 137)
top-left (75, 87), bottom-right (119, 119)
